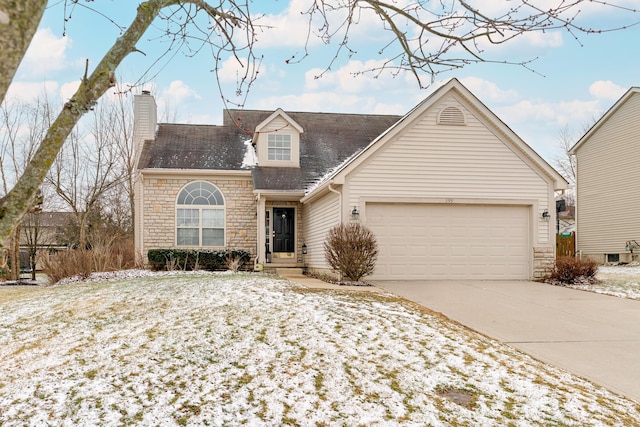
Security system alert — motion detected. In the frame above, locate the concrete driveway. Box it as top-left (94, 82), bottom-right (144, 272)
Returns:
top-left (371, 280), bottom-right (640, 402)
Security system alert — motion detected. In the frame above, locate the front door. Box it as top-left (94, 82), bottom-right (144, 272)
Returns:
top-left (272, 207), bottom-right (295, 257)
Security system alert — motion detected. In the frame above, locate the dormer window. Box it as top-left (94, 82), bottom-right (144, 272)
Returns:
top-left (254, 108), bottom-right (303, 168)
top-left (268, 134), bottom-right (291, 161)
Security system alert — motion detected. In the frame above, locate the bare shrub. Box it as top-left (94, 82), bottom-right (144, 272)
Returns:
top-left (226, 255), bottom-right (241, 272)
top-left (41, 250), bottom-right (94, 284)
top-left (41, 237), bottom-right (136, 284)
top-left (549, 256), bottom-right (598, 284)
top-left (324, 222), bottom-right (378, 282)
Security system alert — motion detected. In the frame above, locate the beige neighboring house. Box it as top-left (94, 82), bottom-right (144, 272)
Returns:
top-left (570, 87), bottom-right (640, 263)
top-left (19, 211), bottom-right (74, 271)
top-left (133, 79), bottom-right (567, 280)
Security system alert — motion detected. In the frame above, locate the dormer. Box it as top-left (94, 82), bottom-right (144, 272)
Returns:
top-left (254, 108), bottom-right (303, 168)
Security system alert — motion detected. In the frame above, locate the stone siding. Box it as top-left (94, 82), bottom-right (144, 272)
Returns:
top-left (142, 176), bottom-right (257, 260)
top-left (533, 246), bottom-right (555, 280)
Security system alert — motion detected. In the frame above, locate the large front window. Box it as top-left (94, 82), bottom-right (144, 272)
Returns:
top-left (267, 134), bottom-right (291, 161)
top-left (176, 181), bottom-right (225, 247)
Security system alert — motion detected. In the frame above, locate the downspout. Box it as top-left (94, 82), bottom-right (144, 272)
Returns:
top-left (255, 192), bottom-right (262, 268)
top-left (328, 181), bottom-right (342, 222)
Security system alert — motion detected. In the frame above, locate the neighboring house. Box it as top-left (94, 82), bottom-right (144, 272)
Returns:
top-left (569, 87), bottom-right (640, 264)
top-left (134, 79), bottom-right (567, 280)
top-left (20, 211), bottom-right (75, 270)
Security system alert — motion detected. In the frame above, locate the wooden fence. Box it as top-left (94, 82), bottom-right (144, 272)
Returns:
top-left (556, 232), bottom-right (575, 257)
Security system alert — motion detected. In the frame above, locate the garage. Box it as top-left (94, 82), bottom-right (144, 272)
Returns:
top-left (367, 203), bottom-right (531, 280)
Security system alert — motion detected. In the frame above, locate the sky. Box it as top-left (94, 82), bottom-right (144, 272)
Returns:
top-left (6, 0), bottom-right (640, 165)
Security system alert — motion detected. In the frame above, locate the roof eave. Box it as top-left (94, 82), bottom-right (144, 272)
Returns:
top-left (140, 168), bottom-right (252, 177)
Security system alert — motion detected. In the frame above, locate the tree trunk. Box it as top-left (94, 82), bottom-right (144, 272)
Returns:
top-left (8, 226), bottom-right (19, 281)
top-left (0, 0), bottom-right (47, 104)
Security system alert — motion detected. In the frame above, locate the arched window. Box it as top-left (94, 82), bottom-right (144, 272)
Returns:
top-left (176, 181), bottom-right (225, 247)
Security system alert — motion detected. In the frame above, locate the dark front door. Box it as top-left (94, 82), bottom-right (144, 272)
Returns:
top-left (273, 208), bottom-right (295, 254)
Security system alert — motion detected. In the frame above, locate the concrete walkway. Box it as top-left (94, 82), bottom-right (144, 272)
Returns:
top-left (371, 280), bottom-right (640, 402)
top-left (279, 271), bottom-right (383, 292)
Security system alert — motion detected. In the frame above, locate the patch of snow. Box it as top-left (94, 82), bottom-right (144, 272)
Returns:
top-left (1, 273), bottom-right (638, 425)
top-left (241, 138), bottom-right (258, 168)
top-left (304, 148), bottom-right (364, 194)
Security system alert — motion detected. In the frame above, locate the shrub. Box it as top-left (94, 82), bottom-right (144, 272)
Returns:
top-left (146, 249), bottom-right (252, 271)
top-left (324, 222), bottom-right (378, 282)
top-left (549, 256), bottom-right (598, 284)
top-left (41, 249), bottom-right (97, 284)
top-left (41, 238), bottom-right (137, 284)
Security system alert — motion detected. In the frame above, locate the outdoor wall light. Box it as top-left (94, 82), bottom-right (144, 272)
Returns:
top-left (541, 210), bottom-right (551, 222)
top-left (351, 206), bottom-right (360, 220)
top-left (302, 242), bottom-right (307, 255)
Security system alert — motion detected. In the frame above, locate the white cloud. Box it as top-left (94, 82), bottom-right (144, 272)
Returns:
top-left (4, 81), bottom-right (59, 103)
top-left (21, 28), bottom-right (73, 77)
top-left (254, 0), bottom-right (402, 50)
top-left (60, 80), bottom-right (81, 102)
top-left (217, 57), bottom-right (266, 84)
top-left (589, 80), bottom-right (626, 101)
top-left (161, 80), bottom-right (201, 103)
top-left (460, 77), bottom-right (520, 103)
top-left (499, 99), bottom-right (601, 127)
top-left (521, 31), bottom-right (564, 48)
top-left (304, 59), bottom-right (413, 94)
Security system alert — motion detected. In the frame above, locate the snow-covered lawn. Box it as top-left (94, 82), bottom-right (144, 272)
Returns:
top-left (567, 264), bottom-right (640, 300)
top-left (1, 271), bottom-right (640, 426)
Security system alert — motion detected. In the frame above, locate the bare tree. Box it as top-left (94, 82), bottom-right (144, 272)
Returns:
top-left (107, 89), bottom-right (136, 239)
top-left (554, 125), bottom-right (579, 188)
top-left (553, 119), bottom-right (598, 207)
top-left (47, 106), bottom-right (121, 249)
top-left (0, 0), bottom-right (638, 254)
top-left (0, 96), bottom-right (50, 279)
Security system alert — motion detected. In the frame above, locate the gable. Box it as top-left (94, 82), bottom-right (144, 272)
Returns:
top-left (570, 88), bottom-right (640, 155)
top-left (313, 79), bottom-right (566, 195)
top-left (346, 94), bottom-right (551, 200)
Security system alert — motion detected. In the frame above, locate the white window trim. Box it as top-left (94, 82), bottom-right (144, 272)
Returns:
top-left (175, 181), bottom-right (226, 248)
top-left (267, 134), bottom-right (292, 161)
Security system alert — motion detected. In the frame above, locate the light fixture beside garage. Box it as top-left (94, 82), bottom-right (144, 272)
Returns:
top-left (351, 206), bottom-right (360, 220)
top-left (541, 210), bottom-right (551, 222)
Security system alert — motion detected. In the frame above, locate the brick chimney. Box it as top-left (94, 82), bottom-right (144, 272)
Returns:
top-left (133, 90), bottom-right (157, 165)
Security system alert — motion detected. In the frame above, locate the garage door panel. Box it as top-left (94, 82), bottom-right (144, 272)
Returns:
top-left (368, 203), bottom-right (530, 280)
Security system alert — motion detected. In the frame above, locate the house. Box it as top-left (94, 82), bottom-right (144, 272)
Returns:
top-left (569, 87), bottom-right (640, 264)
top-left (19, 211), bottom-right (76, 271)
top-left (133, 79), bottom-right (567, 280)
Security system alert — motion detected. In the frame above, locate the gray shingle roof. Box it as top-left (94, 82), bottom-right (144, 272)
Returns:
top-left (138, 109), bottom-right (402, 192)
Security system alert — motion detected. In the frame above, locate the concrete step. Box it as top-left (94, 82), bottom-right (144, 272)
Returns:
top-left (275, 267), bottom-right (304, 277)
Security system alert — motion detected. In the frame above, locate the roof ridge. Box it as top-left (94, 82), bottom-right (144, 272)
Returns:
top-left (225, 108), bottom-right (402, 118)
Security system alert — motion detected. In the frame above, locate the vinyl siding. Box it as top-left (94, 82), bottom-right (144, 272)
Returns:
top-left (303, 190), bottom-right (340, 268)
top-left (256, 116), bottom-right (300, 167)
top-left (575, 93), bottom-right (640, 255)
top-left (345, 96), bottom-right (552, 244)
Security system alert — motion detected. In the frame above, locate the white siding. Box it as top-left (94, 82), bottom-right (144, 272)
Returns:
top-left (575, 93), bottom-right (640, 256)
top-left (345, 96), bottom-right (552, 244)
top-left (303, 191), bottom-right (340, 268)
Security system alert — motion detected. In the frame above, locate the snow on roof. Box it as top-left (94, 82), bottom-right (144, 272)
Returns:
top-left (241, 139), bottom-right (258, 169)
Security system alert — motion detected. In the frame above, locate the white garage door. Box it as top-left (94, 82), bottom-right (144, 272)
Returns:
top-left (367, 203), bottom-right (530, 280)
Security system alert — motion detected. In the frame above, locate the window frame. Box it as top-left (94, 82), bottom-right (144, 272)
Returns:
top-left (267, 133), bottom-right (292, 161)
top-left (175, 181), bottom-right (225, 247)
